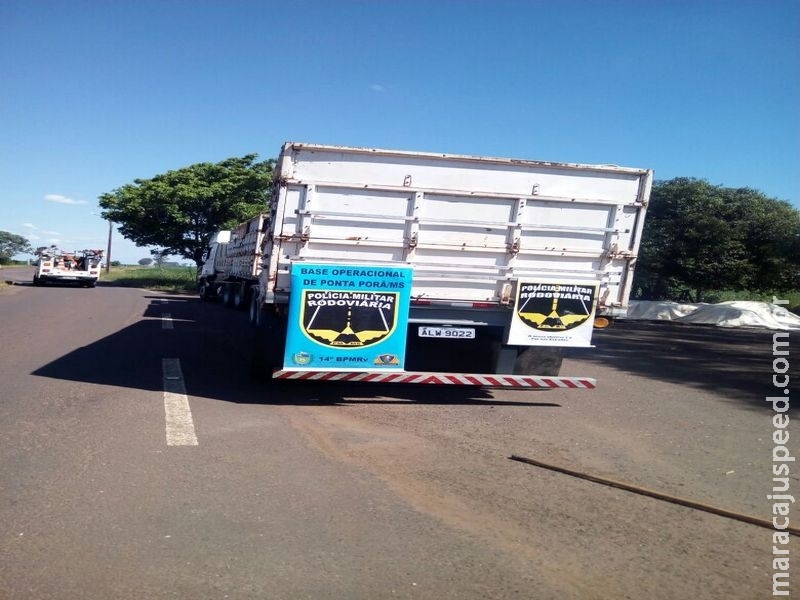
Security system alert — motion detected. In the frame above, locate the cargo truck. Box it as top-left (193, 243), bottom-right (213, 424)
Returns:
top-left (198, 213), bottom-right (268, 308)
top-left (203, 143), bottom-right (652, 388)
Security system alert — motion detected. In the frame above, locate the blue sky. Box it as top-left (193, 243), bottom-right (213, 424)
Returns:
top-left (1, 0), bottom-right (797, 264)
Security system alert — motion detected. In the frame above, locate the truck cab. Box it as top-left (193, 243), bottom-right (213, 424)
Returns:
top-left (198, 231), bottom-right (231, 300)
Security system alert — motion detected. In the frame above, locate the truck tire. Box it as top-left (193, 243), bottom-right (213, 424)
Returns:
top-left (251, 306), bottom-right (287, 382)
top-left (222, 284), bottom-right (235, 308)
top-left (513, 346), bottom-right (563, 377)
top-left (198, 280), bottom-right (211, 301)
top-left (233, 283), bottom-right (247, 310)
top-left (249, 290), bottom-right (261, 325)
top-left (32, 275), bottom-right (42, 286)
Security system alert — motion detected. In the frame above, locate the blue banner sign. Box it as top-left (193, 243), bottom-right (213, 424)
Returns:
top-left (283, 263), bottom-right (413, 370)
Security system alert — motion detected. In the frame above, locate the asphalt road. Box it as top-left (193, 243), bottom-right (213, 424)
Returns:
top-left (0, 267), bottom-right (796, 599)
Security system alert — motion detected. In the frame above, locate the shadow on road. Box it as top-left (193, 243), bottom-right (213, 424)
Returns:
top-left (566, 320), bottom-right (796, 411)
top-left (242, 380), bottom-right (560, 407)
top-left (31, 294), bottom-right (558, 407)
top-left (30, 292), bottom-right (794, 410)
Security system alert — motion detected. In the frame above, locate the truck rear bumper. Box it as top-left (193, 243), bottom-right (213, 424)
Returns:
top-left (272, 369), bottom-right (595, 389)
top-left (36, 274), bottom-right (98, 284)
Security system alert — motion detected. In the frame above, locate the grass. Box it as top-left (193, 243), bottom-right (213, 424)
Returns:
top-left (100, 265), bottom-right (198, 294)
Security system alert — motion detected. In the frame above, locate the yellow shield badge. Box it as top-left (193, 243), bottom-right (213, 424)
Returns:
top-left (302, 290), bottom-right (399, 348)
top-left (516, 283), bottom-right (596, 331)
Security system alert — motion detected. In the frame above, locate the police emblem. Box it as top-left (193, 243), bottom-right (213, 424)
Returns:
top-left (301, 290), bottom-right (399, 348)
top-left (292, 352), bottom-right (313, 366)
top-left (516, 283), bottom-right (596, 331)
top-left (374, 354), bottom-right (400, 366)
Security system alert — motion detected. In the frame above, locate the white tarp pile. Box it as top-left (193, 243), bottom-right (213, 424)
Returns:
top-left (624, 300), bottom-right (800, 331)
top-left (625, 301), bottom-right (700, 321)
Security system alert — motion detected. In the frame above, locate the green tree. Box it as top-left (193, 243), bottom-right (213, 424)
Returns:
top-left (731, 187), bottom-right (800, 292)
top-left (150, 249), bottom-right (168, 267)
top-left (634, 178), bottom-right (800, 301)
top-left (0, 231), bottom-right (32, 264)
top-left (99, 155), bottom-right (274, 269)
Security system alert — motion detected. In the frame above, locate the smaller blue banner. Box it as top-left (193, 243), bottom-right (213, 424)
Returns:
top-left (283, 263), bottom-right (413, 370)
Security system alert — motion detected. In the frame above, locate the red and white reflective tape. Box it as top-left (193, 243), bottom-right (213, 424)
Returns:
top-left (272, 370), bottom-right (596, 389)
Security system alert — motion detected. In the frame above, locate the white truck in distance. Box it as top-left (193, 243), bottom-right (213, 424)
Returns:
top-left (33, 247), bottom-right (104, 287)
top-left (203, 142), bottom-right (652, 388)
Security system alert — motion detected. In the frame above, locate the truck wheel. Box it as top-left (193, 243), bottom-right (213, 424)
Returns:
top-left (251, 307), bottom-right (287, 382)
top-left (233, 283), bottom-right (247, 310)
top-left (198, 280), bottom-right (211, 301)
top-left (513, 347), bottom-right (563, 377)
top-left (32, 275), bottom-right (42, 286)
top-left (249, 290), bottom-right (261, 325)
top-left (222, 284), bottom-right (235, 308)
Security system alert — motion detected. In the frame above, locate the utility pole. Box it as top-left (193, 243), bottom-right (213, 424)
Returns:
top-left (105, 220), bottom-right (112, 273)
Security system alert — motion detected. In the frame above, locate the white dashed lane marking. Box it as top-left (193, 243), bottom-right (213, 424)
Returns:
top-left (162, 358), bottom-right (198, 446)
top-left (162, 313), bottom-right (174, 329)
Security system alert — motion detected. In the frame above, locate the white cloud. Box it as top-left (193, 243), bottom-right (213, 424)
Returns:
top-left (370, 83), bottom-right (386, 93)
top-left (45, 194), bottom-right (87, 205)
top-left (22, 223), bottom-right (36, 229)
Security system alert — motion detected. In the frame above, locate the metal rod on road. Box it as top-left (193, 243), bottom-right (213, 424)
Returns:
top-left (509, 454), bottom-right (800, 536)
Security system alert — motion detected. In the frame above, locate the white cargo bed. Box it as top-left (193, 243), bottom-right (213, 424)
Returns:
top-left (220, 214), bottom-right (268, 280)
top-left (263, 143), bottom-right (651, 316)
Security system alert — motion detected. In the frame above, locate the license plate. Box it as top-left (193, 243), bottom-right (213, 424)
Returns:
top-left (418, 326), bottom-right (476, 339)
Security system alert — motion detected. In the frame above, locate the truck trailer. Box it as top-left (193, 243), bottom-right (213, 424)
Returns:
top-left (198, 213), bottom-right (268, 308)
top-left (204, 142), bottom-right (652, 388)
